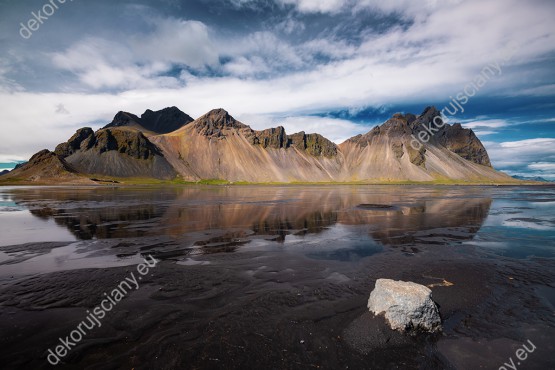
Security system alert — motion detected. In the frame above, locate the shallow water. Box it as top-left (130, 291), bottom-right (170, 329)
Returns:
top-left (0, 185), bottom-right (554, 265)
top-left (0, 185), bottom-right (554, 369)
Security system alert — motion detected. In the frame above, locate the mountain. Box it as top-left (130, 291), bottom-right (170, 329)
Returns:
top-left (104, 107), bottom-right (194, 135)
top-left (512, 175), bottom-right (552, 182)
top-left (0, 106), bottom-right (518, 184)
top-left (0, 149), bottom-right (88, 184)
top-left (2, 126), bottom-right (177, 183)
top-left (339, 107), bottom-right (502, 182)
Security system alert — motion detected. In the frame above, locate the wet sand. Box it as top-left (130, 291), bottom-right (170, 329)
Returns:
top-left (0, 185), bottom-right (554, 369)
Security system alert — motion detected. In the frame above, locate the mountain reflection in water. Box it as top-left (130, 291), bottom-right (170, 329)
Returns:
top-left (9, 186), bottom-right (492, 254)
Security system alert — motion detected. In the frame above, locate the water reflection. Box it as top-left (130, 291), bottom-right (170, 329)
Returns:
top-left (5, 186), bottom-right (493, 250)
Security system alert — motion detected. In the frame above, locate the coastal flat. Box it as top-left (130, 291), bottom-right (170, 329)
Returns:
top-left (0, 185), bottom-right (554, 369)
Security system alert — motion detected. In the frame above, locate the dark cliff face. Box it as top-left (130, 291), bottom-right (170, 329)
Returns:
top-left (251, 127), bottom-right (288, 149)
top-left (56, 127), bottom-right (161, 160)
top-left (50, 127), bottom-right (176, 179)
top-left (91, 129), bottom-right (163, 159)
top-left (104, 107), bottom-right (193, 134)
top-left (287, 132), bottom-right (338, 157)
top-left (415, 106), bottom-right (492, 167)
top-left (140, 107), bottom-right (194, 134)
top-left (55, 127), bottom-right (95, 157)
top-left (247, 127), bottom-right (338, 157)
top-left (436, 123), bottom-right (492, 167)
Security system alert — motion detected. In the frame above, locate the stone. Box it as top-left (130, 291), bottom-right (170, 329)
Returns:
top-left (367, 279), bottom-right (441, 333)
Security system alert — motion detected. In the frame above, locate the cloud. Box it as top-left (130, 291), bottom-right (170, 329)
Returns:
top-left (483, 138), bottom-right (555, 177)
top-left (50, 18), bottom-right (220, 90)
top-left (528, 162), bottom-right (555, 172)
top-left (473, 130), bottom-right (498, 136)
top-left (51, 38), bottom-right (180, 90)
top-left (279, 0), bottom-right (347, 13)
top-left (0, 57), bottom-right (23, 93)
top-left (462, 119), bottom-right (510, 129)
top-left (132, 19), bottom-right (219, 69)
top-left (240, 114), bottom-right (370, 143)
top-left (0, 0), bottom-right (554, 167)
top-left (0, 155), bottom-right (28, 163)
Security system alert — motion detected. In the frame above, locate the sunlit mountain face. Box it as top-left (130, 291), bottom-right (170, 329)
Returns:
top-left (1, 0), bottom-right (554, 179)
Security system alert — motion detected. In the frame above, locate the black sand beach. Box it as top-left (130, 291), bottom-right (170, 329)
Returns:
top-left (0, 185), bottom-right (554, 369)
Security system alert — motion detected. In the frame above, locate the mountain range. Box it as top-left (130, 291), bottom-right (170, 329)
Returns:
top-left (0, 106), bottom-right (518, 184)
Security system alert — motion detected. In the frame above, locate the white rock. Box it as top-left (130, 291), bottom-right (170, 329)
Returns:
top-left (367, 279), bottom-right (441, 333)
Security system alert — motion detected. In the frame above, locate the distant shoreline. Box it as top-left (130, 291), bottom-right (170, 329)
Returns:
top-left (0, 178), bottom-right (550, 187)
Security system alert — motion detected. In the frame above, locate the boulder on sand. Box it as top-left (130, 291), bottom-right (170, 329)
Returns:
top-left (368, 279), bottom-right (441, 333)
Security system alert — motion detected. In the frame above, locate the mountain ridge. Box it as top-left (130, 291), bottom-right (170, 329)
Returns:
top-left (104, 107), bottom-right (194, 135)
top-left (0, 106), bottom-right (519, 184)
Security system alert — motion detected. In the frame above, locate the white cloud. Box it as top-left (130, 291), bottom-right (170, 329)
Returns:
top-left (0, 57), bottom-right (23, 93)
top-left (278, 116), bottom-right (371, 143)
top-left (473, 130), bottom-right (498, 136)
top-left (279, 0), bottom-right (347, 14)
top-left (528, 162), bottom-right (555, 172)
top-left (354, 0), bottom-right (462, 17)
top-left (462, 119), bottom-right (510, 130)
top-left (132, 19), bottom-right (219, 68)
top-left (1, 0), bottom-right (555, 166)
top-left (0, 155), bottom-right (28, 163)
top-left (51, 38), bottom-right (180, 90)
top-left (240, 114), bottom-right (370, 143)
top-left (483, 138), bottom-right (555, 173)
top-left (51, 19), bottom-right (219, 90)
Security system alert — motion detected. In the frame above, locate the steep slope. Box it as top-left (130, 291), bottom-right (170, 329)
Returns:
top-left (0, 149), bottom-right (89, 184)
top-left (150, 107), bottom-right (512, 183)
top-left (104, 107), bottom-right (193, 135)
top-left (340, 108), bottom-right (511, 182)
top-left (54, 127), bottom-right (176, 179)
top-left (151, 109), bottom-right (345, 182)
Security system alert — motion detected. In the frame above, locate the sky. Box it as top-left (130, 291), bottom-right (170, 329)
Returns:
top-left (0, 0), bottom-right (554, 179)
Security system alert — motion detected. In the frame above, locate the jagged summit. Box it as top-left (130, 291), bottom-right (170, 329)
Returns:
top-left (193, 108), bottom-right (248, 137)
top-left (104, 107), bottom-right (193, 135)
top-left (345, 106), bottom-right (491, 168)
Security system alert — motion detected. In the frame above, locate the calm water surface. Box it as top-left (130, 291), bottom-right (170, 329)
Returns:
top-left (0, 185), bottom-right (554, 275)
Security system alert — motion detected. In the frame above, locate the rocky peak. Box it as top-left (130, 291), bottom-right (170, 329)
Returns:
top-left (9, 149), bottom-right (78, 178)
top-left (55, 127), bottom-right (94, 157)
top-left (419, 106), bottom-right (442, 123)
top-left (343, 106), bottom-right (494, 168)
top-left (140, 107), bottom-right (194, 134)
top-left (104, 107), bottom-right (193, 134)
top-left (29, 149), bottom-right (57, 164)
top-left (107, 111), bottom-right (142, 128)
top-left (380, 115), bottom-right (413, 136)
top-left (194, 109), bottom-right (248, 137)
